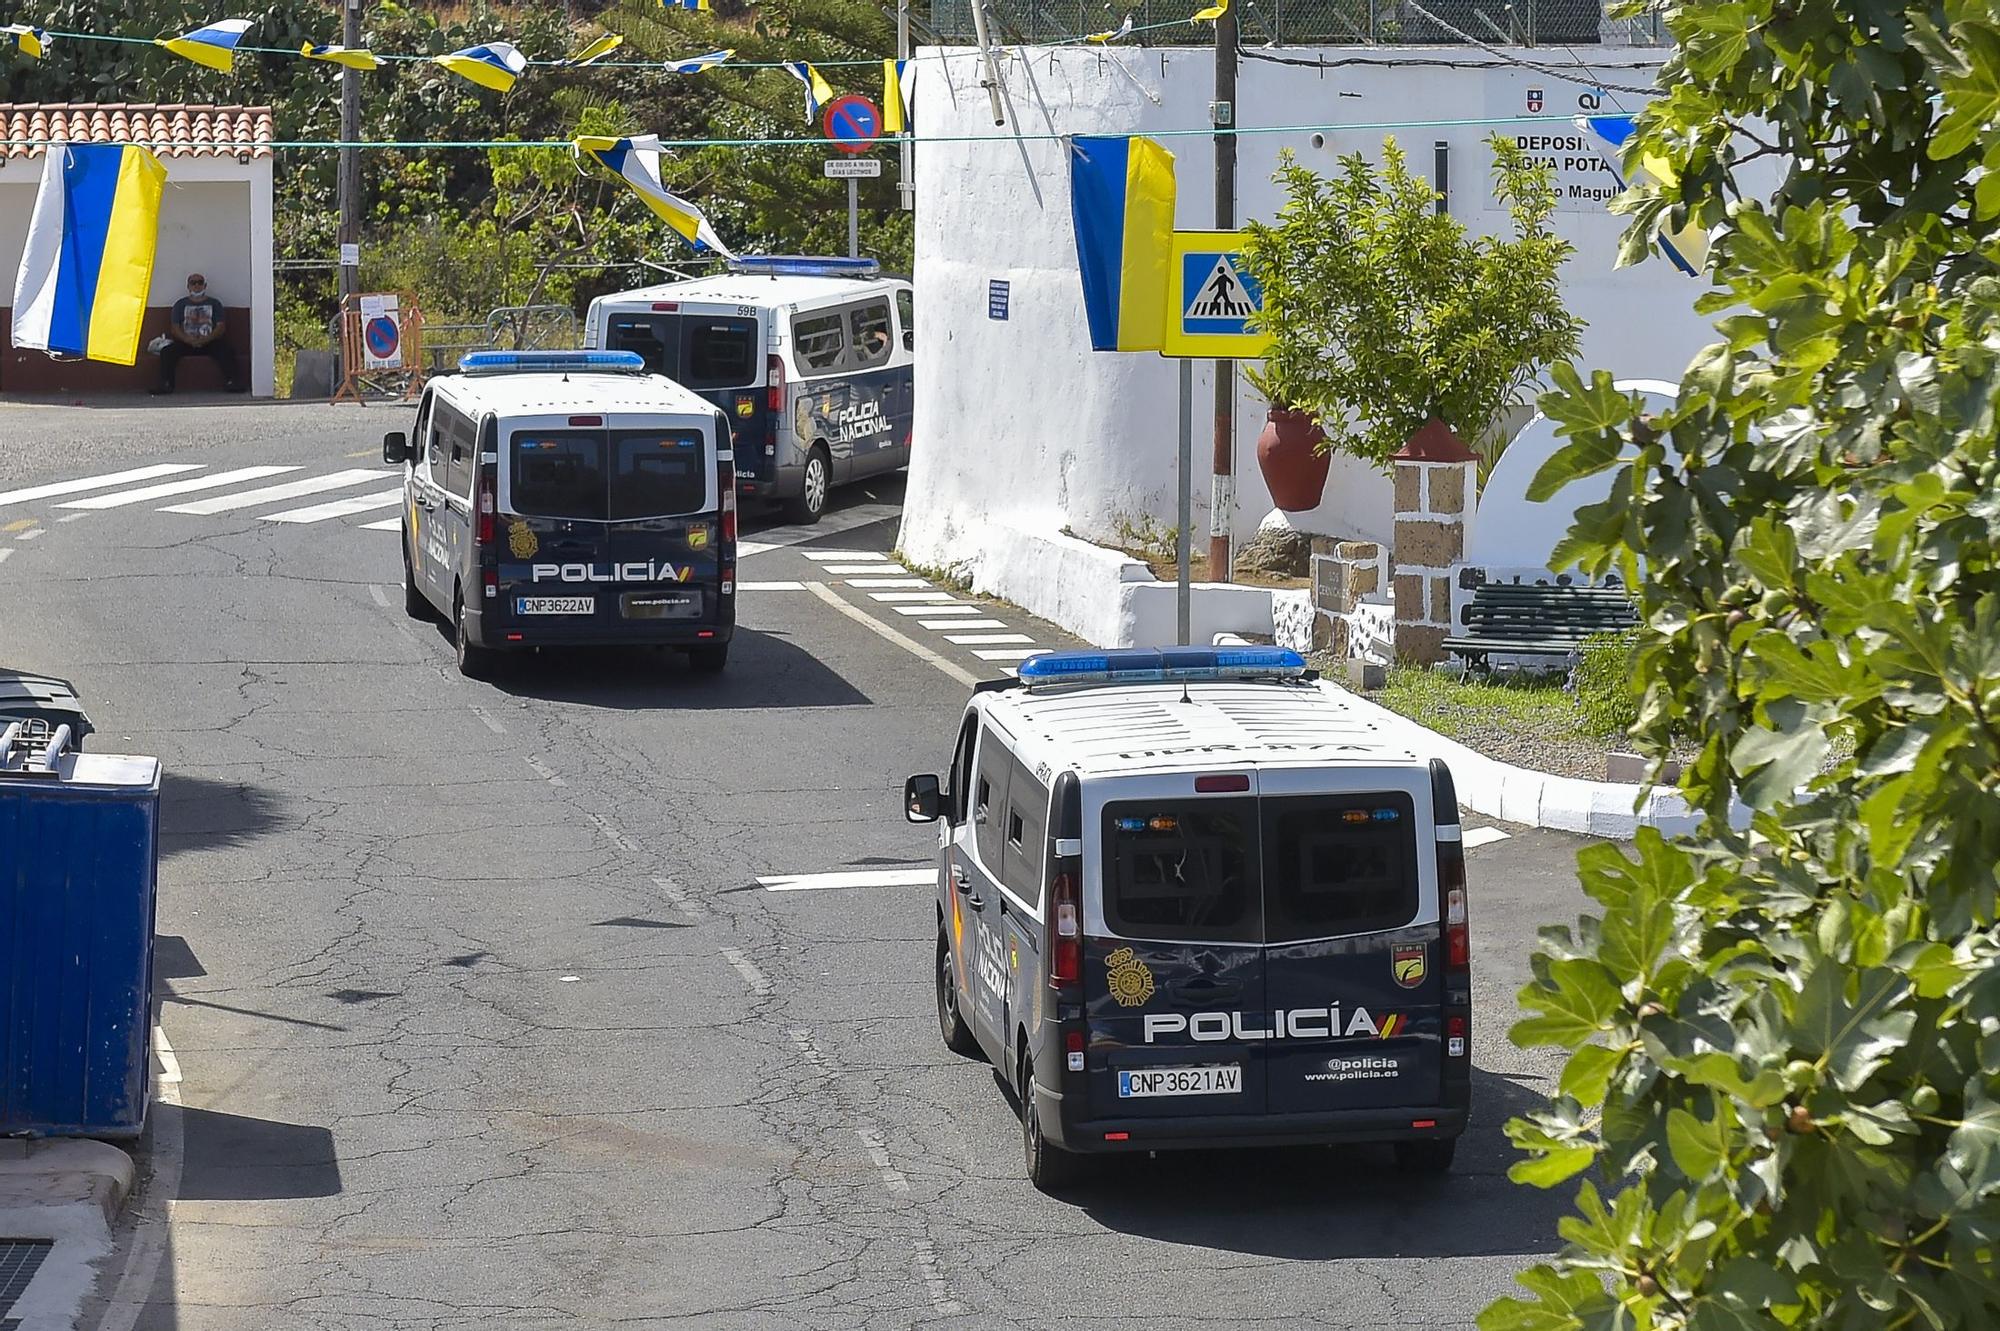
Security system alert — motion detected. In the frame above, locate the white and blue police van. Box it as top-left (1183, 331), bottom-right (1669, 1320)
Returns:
top-left (384, 350), bottom-right (738, 677)
top-left (581, 256), bottom-right (912, 524)
top-left (904, 647), bottom-right (1472, 1191)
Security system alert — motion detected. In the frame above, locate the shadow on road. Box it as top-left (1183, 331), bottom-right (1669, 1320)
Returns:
top-left (460, 627), bottom-right (872, 711)
top-left (176, 1105), bottom-right (342, 1202)
top-left (158, 771), bottom-right (285, 860)
top-left (1065, 1067), bottom-right (1569, 1260)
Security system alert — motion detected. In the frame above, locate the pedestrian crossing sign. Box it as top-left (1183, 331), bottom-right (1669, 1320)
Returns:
top-left (1160, 230), bottom-right (1271, 358)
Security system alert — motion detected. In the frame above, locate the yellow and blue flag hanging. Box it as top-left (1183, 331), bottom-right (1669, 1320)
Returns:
top-left (661, 0), bottom-right (713, 11)
top-left (11, 143), bottom-right (167, 365)
top-left (782, 62), bottom-right (834, 123)
top-left (1578, 113), bottom-right (1708, 276)
top-left (1069, 135), bottom-right (1176, 352)
top-left (436, 42), bottom-right (528, 92)
top-left (301, 41), bottom-right (382, 70)
top-left (559, 34), bottom-right (623, 67)
top-left (1086, 15), bottom-right (1133, 42)
top-left (3, 23), bottom-right (49, 57)
top-left (882, 59), bottom-right (908, 133)
top-left (1191, 0), bottom-right (1228, 20)
top-left (577, 134), bottom-right (734, 259)
top-left (664, 48), bottom-right (733, 74)
top-left (158, 18), bottom-right (253, 72)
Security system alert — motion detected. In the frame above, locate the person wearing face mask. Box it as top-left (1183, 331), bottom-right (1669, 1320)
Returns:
top-left (151, 273), bottom-right (244, 395)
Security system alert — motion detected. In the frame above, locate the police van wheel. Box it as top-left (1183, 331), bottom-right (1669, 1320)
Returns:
top-left (455, 598), bottom-right (495, 679)
top-left (784, 447), bottom-right (830, 525)
top-left (1021, 1061), bottom-right (1084, 1193)
top-left (935, 929), bottom-right (982, 1059)
top-left (687, 643), bottom-right (729, 674)
top-left (402, 538), bottom-right (428, 620)
top-left (1393, 1138), bottom-right (1458, 1175)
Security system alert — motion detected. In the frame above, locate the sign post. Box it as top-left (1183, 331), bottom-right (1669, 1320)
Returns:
top-left (823, 157), bottom-right (883, 259)
top-left (1160, 231), bottom-right (1270, 641)
top-left (333, 291), bottom-right (425, 403)
top-left (822, 95), bottom-right (882, 259)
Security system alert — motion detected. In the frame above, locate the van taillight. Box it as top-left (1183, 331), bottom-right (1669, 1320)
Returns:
top-left (475, 466), bottom-right (495, 546)
top-left (1442, 844), bottom-right (1468, 972)
top-left (719, 459), bottom-right (737, 544)
top-left (1049, 868), bottom-right (1081, 989)
top-left (766, 354), bottom-right (785, 413)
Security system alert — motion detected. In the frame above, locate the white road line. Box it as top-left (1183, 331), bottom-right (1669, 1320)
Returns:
top-left (757, 868), bottom-right (935, 892)
top-left (855, 1123), bottom-right (912, 1194)
top-left (845, 577), bottom-right (930, 589)
top-left (99, 1026), bottom-right (184, 1331)
top-left (869, 591), bottom-right (954, 603)
top-left (945, 632), bottom-right (1034, 645)
top-left (913, 1238), bottom-right (966, 1317)
top-left (1463, 826), bottom-right (1513, 850)
top-left (738, 580), bottom-right (809, 591)
top-left (652, 875), bottom-right (705, 920)
top-left (467, 704), bottom-right (506, 735)
top-left (892, 603), bottom-right (980, 616)
top-left (524, 755), bottom-right (565, 787)
top-left (264, 486), bottom-right (404, 524)
top-left (922, 618), bottom-right (1007, 630)
top-left (818, 563), bottom-right (899, 574)
top-left (799, 548), bottom-right (890, 561)
top-left (805, 581), bottom-right (979, 687)
top-left (360, 517), bottom-right (401, 531)
top-left (0, 463), bottom-right (202, 507)
top-left (16, 527), bottom-right (44, 541)
top-left (719, 946), bottom-right (774, 998)
top-left (974, 648), bottom-right (1044, 661)
top-left (367, 583), bottom-right (392, 609)
top-left (58, 465), bottom-right (298, 510)
top-left (0, 548), bottom-right (14, 566)
top-left (58, 511), bottom-right (90, 523)
top-left (587, 811), bottom-right (642, 854)
top-left (161, 468), bottom-right (390, 514)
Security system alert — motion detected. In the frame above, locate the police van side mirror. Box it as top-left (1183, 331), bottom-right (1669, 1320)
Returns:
top-left (904, 774), bottom-right (942, 823)
top-left (382, 431), bottom-right (409, 465)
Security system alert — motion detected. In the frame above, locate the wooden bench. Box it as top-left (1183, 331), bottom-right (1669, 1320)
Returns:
top-left (1442, 583), bottom-right (1637, 668)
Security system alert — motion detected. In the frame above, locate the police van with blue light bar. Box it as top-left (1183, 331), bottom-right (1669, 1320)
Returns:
top-left (582, 256), bottom-right (912, 525)
top-left (904, 647), bottom-right (1472, 1190)
top-left (383, 350), bottom-right (738, 677)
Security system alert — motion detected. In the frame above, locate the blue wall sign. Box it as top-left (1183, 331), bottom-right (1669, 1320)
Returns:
top-left (988, 280), bottom-right (1010, 321)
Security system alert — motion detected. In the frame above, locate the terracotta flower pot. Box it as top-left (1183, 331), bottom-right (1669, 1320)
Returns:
top-left (1256, 407), bottom-right (1330, 512)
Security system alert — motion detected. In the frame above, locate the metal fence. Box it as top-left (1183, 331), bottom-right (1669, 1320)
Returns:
top-left (931, 0), bottom-right (1666, 46)
top-left (418, 305), bottom-right (580, 374)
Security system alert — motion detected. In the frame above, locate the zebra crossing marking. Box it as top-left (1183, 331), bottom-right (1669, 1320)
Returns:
top-left (265, 487), bottom-right (405, 524)
top-left (0, 463), bottom-right (202, 507)
top-left (162, 469), bottom-right (390, 515)
top-left (57, 465), bottom-right (298, 510)
top-left (920, 618), bottom-right (1006, 630)
top-left (945, 633), bottom-right (1033, 645)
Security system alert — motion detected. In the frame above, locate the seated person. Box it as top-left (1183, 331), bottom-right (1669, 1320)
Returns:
top-left (151, 274), bottom-right (244, 395)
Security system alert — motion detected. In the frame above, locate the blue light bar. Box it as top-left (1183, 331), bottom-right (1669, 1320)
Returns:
top-left (725, 255), bottom-right (882, 278)
top-left (1017, 647), bottom-right (1307, 686)
top-left (458, 350), bottom-right (647, 375)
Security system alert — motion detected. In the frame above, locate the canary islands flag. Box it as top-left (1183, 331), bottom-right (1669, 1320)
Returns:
top-left (1069, 135), bottom-right (1175, 352)
top-left (11, 143), bottom-right (168, 365)
top-left (3, 24), bottom-right (49, 58)
top-left (1578, 113), bottom-right (1708, 276)
top-left (782, 62), bottom-right (834, 122)
top-left (559, 34), bottom-right (623, 67)
top-left (436, 42), bottom-right (527, 92)
top-left (158, 18), bottom-right (253, 72)
top-left (578, 134), bottom-right (734, 259)
top-left (882, 59), bottom-right (908, 133)
top-left (664, 49), bottom-right (732, 74)
top-left (302, 41), bottom-right (382, 70)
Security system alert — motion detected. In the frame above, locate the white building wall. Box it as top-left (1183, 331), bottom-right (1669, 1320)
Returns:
top-left (902, 44), bottom-right (1717, 593)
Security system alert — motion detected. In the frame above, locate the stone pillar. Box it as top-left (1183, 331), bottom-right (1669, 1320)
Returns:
top-left (1391, 419), bottom-right (1479, 665)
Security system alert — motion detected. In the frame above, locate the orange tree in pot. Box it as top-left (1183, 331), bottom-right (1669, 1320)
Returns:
top-left (1239, 136), bottom-right (1582, 498)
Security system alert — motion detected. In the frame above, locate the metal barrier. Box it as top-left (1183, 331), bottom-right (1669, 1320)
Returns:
top-left (419, 305), bottom-right (579, 374)
top-left (931, 0), bottom-right (1665, 46)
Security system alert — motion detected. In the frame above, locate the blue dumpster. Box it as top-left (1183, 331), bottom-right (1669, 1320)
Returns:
top-left (0, 719), bottom-right (161, 1138)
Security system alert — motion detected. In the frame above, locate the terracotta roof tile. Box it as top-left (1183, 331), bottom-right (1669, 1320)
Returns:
top-left (0, 103), bottom-right (275, 162)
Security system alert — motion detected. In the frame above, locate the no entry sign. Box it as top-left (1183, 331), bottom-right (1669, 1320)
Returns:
top-left (821, 94), bottom-right (881, 156)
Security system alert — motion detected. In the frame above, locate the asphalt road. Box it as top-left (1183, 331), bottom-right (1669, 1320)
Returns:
top-left (0, 401), bottom-right (1594, 1331)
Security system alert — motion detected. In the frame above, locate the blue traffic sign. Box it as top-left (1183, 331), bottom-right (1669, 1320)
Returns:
top-left (822, 95), bottom-right (881, 155)
top-left (1179, 251), bottom-right (1263, 335)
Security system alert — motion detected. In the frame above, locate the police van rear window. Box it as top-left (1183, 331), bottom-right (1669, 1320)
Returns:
top-left (512, 430), bottom-right (708, 521)
top-left (684, 320), bottom-right (758, 389)
top-left (1261, 793), bottom-right (1417, 942)
top-left (1103, 800), bottom-right (1261, 943)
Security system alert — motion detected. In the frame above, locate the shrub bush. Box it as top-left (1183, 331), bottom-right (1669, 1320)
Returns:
top-left (1570, 630), bottom-right (1637, 740)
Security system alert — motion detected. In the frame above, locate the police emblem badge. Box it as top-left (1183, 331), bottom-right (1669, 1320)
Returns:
top-left (1105, 946), bottom-right (1155, 1007)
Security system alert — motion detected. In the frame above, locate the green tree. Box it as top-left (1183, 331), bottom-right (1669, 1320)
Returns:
top-left (1482, 1), bottom-right (2000, 1327)
top-left (1239, 137), bottom-right (1581, 467)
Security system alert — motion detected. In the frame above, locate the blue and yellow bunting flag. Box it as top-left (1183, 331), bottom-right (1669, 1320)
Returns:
top-left (1578, 114), bottom-right (1707, 276)
top-left (782, 61), bottom-right (834, 123)
top-left (157, 18), bottom-right (253, 72)
top-left (560, 34), bottom-right (623, 67)
top-left (1069, 135), bottom-right (1176, 352)
top-left (301, 41), bottom-right (382, 70)
top-left (11, 142), bottom-right (167, 365)
top-left (3, 24), bottom-right (49, 58)
top-left (577, 134), bottom-right (734, 259)
top-left (1191, 0), bottom-right (1228, 20)
top-left (435, 41), bottom-right (528, 92)
top-left (1086, 15), bottom-right (1133, 42)
top-left (882, 59), bottom-right (908, 134)
top-left (663, 48), bottom-right (733, 74)
top-left (661, 0), bottom-right (713, 10)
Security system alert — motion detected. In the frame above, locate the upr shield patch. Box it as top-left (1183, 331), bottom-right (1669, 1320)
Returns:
top-left (1392, 944), bottom-right (1427, 989)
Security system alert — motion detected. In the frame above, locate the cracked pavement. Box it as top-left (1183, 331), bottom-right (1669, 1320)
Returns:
top-left (1, 403), bottom-right (1595, 1330)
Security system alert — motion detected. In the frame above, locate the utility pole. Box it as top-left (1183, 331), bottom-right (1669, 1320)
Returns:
top-left (336, 0), bottom-right (362, 303)
top-left (1210, 4), bottom-right (1238, 583)
top-left (896, 0), bottom-right (913, 210)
